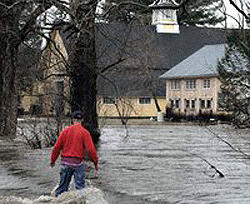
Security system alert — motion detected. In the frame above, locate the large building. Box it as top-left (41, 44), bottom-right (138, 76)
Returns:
top-left (160, 44), bottom-right (226, 116)
top-left (20, 23), bottom-right (226, 118)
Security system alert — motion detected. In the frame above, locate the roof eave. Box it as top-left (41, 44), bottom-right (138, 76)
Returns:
top-left (159, 74), bottom-right (219, 79)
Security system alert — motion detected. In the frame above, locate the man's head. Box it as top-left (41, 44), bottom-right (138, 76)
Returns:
top-left (72, 110), bottom-right (83, 123)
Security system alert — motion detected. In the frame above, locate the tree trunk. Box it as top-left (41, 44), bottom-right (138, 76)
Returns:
top-left (69, 0), bottom-right (99, 143)
top-left (0, 5), bottom-right (21, 139)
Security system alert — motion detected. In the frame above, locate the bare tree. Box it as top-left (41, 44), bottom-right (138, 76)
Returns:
top-left (218, 0), bottom-right (250, 128)
top-left (0, 1), bottom-right (54, 139)
top-left (1, 0), bottom-right (248, 141)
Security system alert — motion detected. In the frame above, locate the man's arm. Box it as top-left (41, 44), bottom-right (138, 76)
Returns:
top-left (83, 130), bottom-right (98, 170)
top-left (50, 132), bottom-right (64, 166)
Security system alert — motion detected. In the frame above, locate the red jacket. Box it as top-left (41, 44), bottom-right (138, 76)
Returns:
top-left (50, 123), bottom-right (98, 169)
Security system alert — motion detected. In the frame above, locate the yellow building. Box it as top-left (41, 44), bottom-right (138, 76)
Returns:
top-left (20, 24), bottom-right (226, 118)
top-left (20, 29), bottom-right (166, 118)
top-left (96, 69), bottom-right (166, 117)
top-left (20, 29), bottom-right (70, 116)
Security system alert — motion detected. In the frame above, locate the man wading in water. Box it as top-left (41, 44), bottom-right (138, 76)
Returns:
top-left (50, 110), bottom-right (98, 197)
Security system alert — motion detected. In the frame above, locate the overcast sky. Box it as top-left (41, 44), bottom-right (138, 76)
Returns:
top-left (223, 0), bottom-right (249, 28)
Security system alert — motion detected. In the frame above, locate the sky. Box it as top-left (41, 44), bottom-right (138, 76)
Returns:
top-left (223, 0), bottom-right (249, 28)
top-left (40, 0), bottom-right (248, 31)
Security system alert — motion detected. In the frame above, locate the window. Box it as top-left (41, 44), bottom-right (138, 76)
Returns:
top-left (203, 79), bottom-right (210, 89)
top-left (170, 100), bottom-right (174, 108)
top-left (207, 100), bottom-right (211, 109)
top-left (200, 99), bottom-right (205, 109)
top-left (139, 97), bottom-right (151, 104)
top-left (191, 100), bottom-right (195, 109)
top-left (103, 97), bottom-right (116, 104)
top-left (186, 80), bottom-right (196, 90)
top-left (170, 99), bottom-right (180, 109)
top-left (170, 80), bottom-right (180, 90)
top-left (185, 99), bottom-right (195, 109)
top-left (185, 100), bottom-right (190, 108)
top-left (175, 99), bottom-right (180, 108)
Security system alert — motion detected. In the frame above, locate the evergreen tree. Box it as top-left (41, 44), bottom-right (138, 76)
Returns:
top-left (104, 0), bottom-right (224, 26)
top-left (176, 0), bottom-right (225, 26)
top-left (218, 30), bottom-right (250, 128)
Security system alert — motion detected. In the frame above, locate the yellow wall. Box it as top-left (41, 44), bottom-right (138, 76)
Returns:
top-left (98, 97), bottom-right (166, 117)
top-left (21, 96), bottom-right (166, 117)
top-left (20, 30), bottom-right (167, 118)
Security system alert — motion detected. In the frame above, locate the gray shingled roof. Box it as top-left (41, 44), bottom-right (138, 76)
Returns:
top-left (159, 44), bottom-right (226, 79)
top-left (97, 69), bottom-right (166, 97)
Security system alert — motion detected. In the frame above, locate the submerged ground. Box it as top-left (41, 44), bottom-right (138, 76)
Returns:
top-left (0, 124), bottom-right (250, 203)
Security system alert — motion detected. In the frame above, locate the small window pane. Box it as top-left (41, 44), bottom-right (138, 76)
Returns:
top-left (185, 100), bottom-right (190, 108)
top-left (139, 97), bottom-right (151, 104)
top-left (203, 79), bottom-right (210, 88)
top-left (207, 100), bottom-right (211, 108)
top-left (103, 97), bottom-right (116, 104)
top-left (186, 80), bottom-right (196, 90)
top-left (170, 80), bottom-right (180, 90)
top-left (170, 100), bottom-right (174, 108)
top-left (175, 99), bottom-right (180, 108)
top-left (200, 99), bottom-right (205, 109)
top-left (170, 99), bottom-right (180, 108)
top-left (191, 100), bottom-right (195, 109)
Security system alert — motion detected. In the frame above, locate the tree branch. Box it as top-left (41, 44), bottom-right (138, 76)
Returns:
top-left (100, 58), bottom-right (126, 74)
top-left (49, 0), bottom-right (75, 20)
top-left (191, 153), bottom-right (225, 178)
top-left (205, 126), bottom-right (249, 157)
top-left (149, 0), bottom-right (191, 9)
top-left (37, 30), bottom-right (68, 65)
top-left (229, 0), bottom-right (249, 19)
top-left (0, 0), bottom-right (24, 10)
top-left (102, 0), bottom-right (191, 18)
top-left (19, 3), bottom-right (52, 41)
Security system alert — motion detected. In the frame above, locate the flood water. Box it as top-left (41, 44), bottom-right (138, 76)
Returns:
top-left (1, 124), bottom-right (250, 203)
top-left (97, 125), bottom-right (250, 204)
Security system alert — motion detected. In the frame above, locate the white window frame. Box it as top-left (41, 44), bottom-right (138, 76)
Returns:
top-left (139, 97), bottom-right (151, 105)
top-left (170, 99), bottom-right (180, 109)
top-left (191, 100), bottom-right (196, 109)
top-left (175, 99), bottom-right (180, 108)
top-left (207, 99), bottom-right (211, 109)
top-left (185, 99), bottom-right (190, 109)
top-left (103, 96), bottom-right (116, 104)
top-left (200, 99), bottom-right (205, 109)
top-left (170, 80), bottom-right (180, 90)
top-left (186, 79), bottom-right (196, 90)
top-left (203, 79), bottom-right (211, 89)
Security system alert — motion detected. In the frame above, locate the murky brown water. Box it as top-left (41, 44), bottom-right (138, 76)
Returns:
top-left (0, 124), bottom-right (250, 203)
